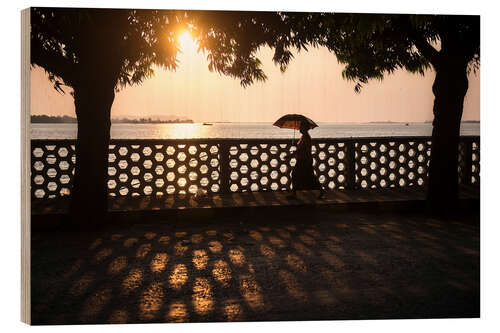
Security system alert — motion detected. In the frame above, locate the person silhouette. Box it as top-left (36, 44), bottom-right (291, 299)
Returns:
top-left (288, 122), bottom-right (325, 199)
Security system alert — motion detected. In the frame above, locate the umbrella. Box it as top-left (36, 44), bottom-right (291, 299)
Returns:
top-left (273, 114), bottom-right (318, 130)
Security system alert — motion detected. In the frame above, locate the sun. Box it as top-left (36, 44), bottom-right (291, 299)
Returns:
top-left (178, 30), bottom-right (196, 53)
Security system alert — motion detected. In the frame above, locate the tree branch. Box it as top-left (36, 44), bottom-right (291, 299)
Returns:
top-left (30, 39), bottom-right (76, 86)
top-left (411, 34), bottom-right (440, 69)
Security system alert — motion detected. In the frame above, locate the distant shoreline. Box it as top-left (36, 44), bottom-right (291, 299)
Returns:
top-left (31, 117), bottom-right (480, 125)
top-left (31, 115), bottom-right (193, 124)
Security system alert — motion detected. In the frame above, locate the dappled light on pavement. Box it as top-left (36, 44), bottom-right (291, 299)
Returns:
top-left (30, 210), bottom-right (479, 324)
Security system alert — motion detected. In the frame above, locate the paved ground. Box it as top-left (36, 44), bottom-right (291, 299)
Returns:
top-left (30, 207), bottom-right (479, 325)
top-left (32, 185), bottom-right (480, 215)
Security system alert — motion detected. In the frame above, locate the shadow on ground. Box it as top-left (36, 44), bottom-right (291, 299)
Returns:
top-left (31, 208), bottom-right (479, 325)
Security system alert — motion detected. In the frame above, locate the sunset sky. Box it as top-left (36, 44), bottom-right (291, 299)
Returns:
top-left (30, 30), bottom-right (480, 123)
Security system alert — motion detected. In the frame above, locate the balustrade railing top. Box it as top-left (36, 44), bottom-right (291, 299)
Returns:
top-left (31, 136), bottom-right (480, 199)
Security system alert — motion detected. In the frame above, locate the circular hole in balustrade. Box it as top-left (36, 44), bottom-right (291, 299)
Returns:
top-left (33, 148), bottom-right (44, 157)
top-left (57, 147), bottom-right (68, 157)
top-left (155, 179), bottom-right (165, 188)
top-left (34, 189), bottom-right (45, 198)
top-left (119, 147), bottom-right (128, 156)
top-left (188, 185), bottom-right (198, 194)
top-left (130, 153), bottom-right (140, 162)
top-left (155, 152), bottom-right (164, 162)
top-left (166, 185), bottom-right (175, 194)
top-left (144, 186), bottom-right (153, 195)
top-left (199, 164), bottom-right (208, 174)
top-left (250, 159), bottom-right (259, 169)
top-left (239, 165), bottom-right (248, 174)
top-left (47, 182), bottom-right (57, 192)
top-left (177, 165), bottom-right (187, 174)
top-left (177, 178), bottom-right (187, 187)
top-left (59, 161), bottom-right (70, 171)
top-left (130, 166), bottom-right (140, 176)
top-left (142, 147), bottom-right (152, 156)
top-left (155, 165), bottom-right (165, 175)
top-left (177, 152), bottom-right (187, 162)
top-left (200, 177), bottom-right (209, 186)
top-left (239, 153), bottom-right (249, 162)
top-left (166, 172), bottom-right (175, 182)
top-left (143, 172), bottom-right (153, 182)
top-left (46, 156), bottom-right (57, 165)
top-left (34, 175), bottom-right (44, 185)
top-left (166, 146), bottom-right (176, 156)
top-left (210, 146), bottom-right (219, 154)
top-left (60, 174), bottom-right (70, 184)
top-left (119, 173), bottom-right (129, 182)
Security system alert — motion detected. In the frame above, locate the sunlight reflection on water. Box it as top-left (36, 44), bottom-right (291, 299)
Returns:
top-left (30, 122), bottom-right (480, 139)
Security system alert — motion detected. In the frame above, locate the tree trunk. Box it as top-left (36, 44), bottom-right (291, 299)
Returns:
top-left (427, 57), bottom-right (469, 213)
top-left (69, 80), bottom-right (115, 226)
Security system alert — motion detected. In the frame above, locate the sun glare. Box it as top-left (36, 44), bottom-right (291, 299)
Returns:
top-left (178, 30), bottom-right (196, 54)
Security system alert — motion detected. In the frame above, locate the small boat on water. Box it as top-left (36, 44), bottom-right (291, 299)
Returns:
top-left (202, 122), bottom-right (213, 126)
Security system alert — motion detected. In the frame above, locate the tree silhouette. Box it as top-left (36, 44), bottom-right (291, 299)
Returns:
top-left (30, 8), bottom-right (303, 224)
top-left (316, 14), bottom-right (480, 211)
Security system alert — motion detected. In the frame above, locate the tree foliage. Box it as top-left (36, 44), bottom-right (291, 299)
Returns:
top-left (31, 8), bottom-right (181, 92)
top-left (316, 14), bottom-right (479, 92)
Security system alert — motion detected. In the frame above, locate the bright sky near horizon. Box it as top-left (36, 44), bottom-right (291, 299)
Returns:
top-left (30, 31), bottom-right (480, 123)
